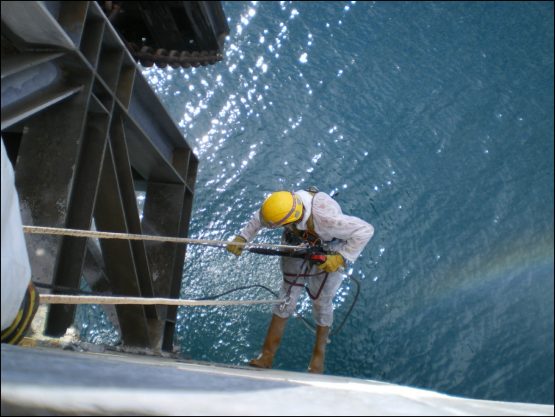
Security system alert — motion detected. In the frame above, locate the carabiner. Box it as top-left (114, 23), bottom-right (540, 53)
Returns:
top-left (279, 294), bottom-right (291, 312)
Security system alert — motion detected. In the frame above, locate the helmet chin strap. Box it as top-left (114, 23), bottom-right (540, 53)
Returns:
top-left (283, 200), bottom-right (306, 228)
top-left (294, 205), bottom-right (306, 225)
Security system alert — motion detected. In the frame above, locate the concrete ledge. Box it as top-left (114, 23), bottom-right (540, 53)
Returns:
top-left (1, 344), bottom-right (553, 416)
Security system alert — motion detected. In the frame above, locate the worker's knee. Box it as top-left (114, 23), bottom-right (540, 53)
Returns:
top-left (272, 303), bottom-right (295, 319)
top-left (312, 298), bottom-right (334, 327)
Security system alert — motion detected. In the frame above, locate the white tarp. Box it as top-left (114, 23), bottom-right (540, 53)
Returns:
top-left (1, 137), bottom-right (31, 331)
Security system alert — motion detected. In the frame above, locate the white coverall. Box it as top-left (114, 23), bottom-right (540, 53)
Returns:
top-left (238, 190), bottom-right (374, 327)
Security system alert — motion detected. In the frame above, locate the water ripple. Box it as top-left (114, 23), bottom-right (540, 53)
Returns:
top-left (122, 1), bottom-right (555, 405)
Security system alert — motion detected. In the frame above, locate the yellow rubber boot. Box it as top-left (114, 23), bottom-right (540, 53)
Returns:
top-left (307, 325), bottom-right (330, 374)
top-left (249, 314), bottom-right (288, 368)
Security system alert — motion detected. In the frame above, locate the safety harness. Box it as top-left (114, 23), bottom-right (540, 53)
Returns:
top-left (280, 188), bottom-right (331, 308)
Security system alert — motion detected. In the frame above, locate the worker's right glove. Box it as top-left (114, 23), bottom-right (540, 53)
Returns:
top-left (226, 235), bottom-right (247, 256)
top-left (317, 253), bottom-right (345, 273)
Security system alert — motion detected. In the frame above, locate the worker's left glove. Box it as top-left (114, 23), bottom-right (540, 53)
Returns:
top-left (226, 235), bottom-right (247, 256)
top-left (317, 253), bottom-right (345, 273)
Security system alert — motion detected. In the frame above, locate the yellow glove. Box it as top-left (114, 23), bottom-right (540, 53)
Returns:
top-left (226, 235), bottom-right (247, 256)
top-left (317, 253), bottom-right (345, 273)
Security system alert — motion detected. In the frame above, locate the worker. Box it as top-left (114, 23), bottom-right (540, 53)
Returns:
top-left (227, 188), bottom-right (374, 373)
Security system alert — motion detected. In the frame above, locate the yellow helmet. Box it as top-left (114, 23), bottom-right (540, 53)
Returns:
top-left (260, 191), bottom-right (303, 229)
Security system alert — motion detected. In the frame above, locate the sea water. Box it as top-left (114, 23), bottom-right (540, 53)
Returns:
top-left (77, 1), bottom-right (554, 405)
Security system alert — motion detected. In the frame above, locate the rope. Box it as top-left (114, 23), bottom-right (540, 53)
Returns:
top-left (22, 225), bottom-right (302, 251)
top-left (39, 293), bottom-right (285, 306)
top-left (33, 281), bottom-right (280, 300)
top-left (25, 226), bottom-right (291, 308)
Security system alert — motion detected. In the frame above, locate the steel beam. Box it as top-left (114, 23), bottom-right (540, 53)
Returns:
top-left (93, 141), bottom-right (150, 347)
top-left (3, 1), bottom-right (200, 351)
top-left (110, 115), bottom-right (157, 320)
top-left (45, 111), bottom-right (109, 336)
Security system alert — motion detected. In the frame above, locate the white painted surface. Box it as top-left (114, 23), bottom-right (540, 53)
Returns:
top-left (1, 139), bottom-right (31, 331)
top-left (1, 345), bottom-right (553, 416)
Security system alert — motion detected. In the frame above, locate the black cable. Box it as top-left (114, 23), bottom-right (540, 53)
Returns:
top-left (295, 275), bottom-right (361, 337)
top-left (331, 276), bottom-right (360, 336)
top-left (33, 273), bottom-right (360, 337)
top-left (32, 281), bottom-right (279, 302)
top-left (195, 284), bottom-right (279, 300)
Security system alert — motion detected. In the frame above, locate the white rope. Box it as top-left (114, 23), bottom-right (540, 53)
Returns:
top-left (39, 293), bottom-right (285, 306)
top-left (25, 225), bottom-right (293, 308)
top-left (23, 225), bottom-right (302, 251)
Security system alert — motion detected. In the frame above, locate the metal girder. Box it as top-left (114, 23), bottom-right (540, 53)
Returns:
top-left (2, 1), bottom-right (199, 352)
top-left (93, 141), bottom-right (151, 347)
top-left (45, 111), bottom-right (110, 336)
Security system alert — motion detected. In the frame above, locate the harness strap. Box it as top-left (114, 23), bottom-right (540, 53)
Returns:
top-left (306, 272), bottom-right (329, 300)
top-left (280, 190), bottom-right (330, 302)
top-left (283, 272), bottom-right (330, 300)
top-left (283, 267), bottom-right (329, 300)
